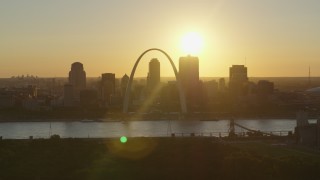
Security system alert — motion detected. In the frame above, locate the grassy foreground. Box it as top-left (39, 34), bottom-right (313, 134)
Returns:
top-left (0, 137), bottom-right (320, 180)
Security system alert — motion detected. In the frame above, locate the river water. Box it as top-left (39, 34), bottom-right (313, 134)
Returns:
top-left (0, 119), bottom-right (301, 139)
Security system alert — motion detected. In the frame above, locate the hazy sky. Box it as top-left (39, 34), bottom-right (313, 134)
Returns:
top-left (1, 0), bottom-right (320, 78)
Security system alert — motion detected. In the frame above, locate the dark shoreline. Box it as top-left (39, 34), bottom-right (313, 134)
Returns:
top-left (1, 137), bottom-right (319, 180)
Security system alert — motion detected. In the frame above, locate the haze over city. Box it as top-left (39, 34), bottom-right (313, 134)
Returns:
top-left (1, 0), bottom-right (320, 78)
top-left (3, 1), bottom-right (320, 179)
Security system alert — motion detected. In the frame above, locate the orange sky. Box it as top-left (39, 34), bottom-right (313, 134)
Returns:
top-left (1, 0), bottom-right (320, 78)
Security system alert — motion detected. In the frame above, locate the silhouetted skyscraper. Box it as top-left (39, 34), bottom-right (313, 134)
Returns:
top-left (179, 55), bottom-right (201, 110)
top-left (68, 62), bottom-right (86, 101)
top-left (179, 55), bottom-right (199, 87)
top-left (121, 74), bottom-right (129, 97)
top-left (147, 58), bottom-right (160, 92)
top-left (101, 73), bottom-right (115, 106)
top-left (229, 65), bottom-right (248, 96)
top-left (69, 62), bottom-right (86, 89)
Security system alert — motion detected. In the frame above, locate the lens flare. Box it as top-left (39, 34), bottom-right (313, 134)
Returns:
top-left (120, 136), bottom-right (127, 143)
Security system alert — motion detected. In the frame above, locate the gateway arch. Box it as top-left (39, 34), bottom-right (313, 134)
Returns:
top-left (123, 48), bottom-right (187, 114)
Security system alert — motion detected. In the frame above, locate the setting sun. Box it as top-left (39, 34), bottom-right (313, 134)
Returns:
top-left (181, 32), bottom-right (203, 55)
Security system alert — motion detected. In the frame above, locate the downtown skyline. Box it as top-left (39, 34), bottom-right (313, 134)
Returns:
top-left (1, 0), bottom-right (320, 78)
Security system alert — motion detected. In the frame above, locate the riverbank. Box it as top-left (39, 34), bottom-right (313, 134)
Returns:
top-left (0, 118), bottom-right (299, 123)
top-left (0, 108), bottom-right (310, 122)
top-left (0, 113), bottom-right (302, 122)
top-left (0, 137), bottom-right (319, 180)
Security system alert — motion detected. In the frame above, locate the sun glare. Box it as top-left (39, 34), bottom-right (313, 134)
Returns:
top-left (181, 32), bottom-right (203, 55)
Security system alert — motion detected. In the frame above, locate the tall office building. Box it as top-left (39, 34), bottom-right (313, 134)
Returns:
top-left (147, 58), bottom-right (160, 92)
top-left (101, 73), bottom-right (115, 105)
top-left (69, 62), bottom-right (86, 90)
top-left (179, 55), bottom-right (201, 109)
top-left (229, 65), bottom-right (248, 96)
top-left (67, 62), bottom-right (86, 101)
top-left (121, 74), bottom-right (129, 97)
top-left (179, 55), bottom-right (199, 87)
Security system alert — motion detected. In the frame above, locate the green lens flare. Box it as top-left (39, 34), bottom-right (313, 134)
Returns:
top-left (120, 136), bottom-right (127, 143)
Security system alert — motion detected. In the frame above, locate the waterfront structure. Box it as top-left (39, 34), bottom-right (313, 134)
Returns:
top-left (123, 48), bottom-right (187, 114)
top-left (295, 111), bottom-right (320, 148)
top-left (229, 65), bottom-right (248, 96)
top-left (101, 73), bottom-right (115, 106)
top-left (147, 58), bottom-right (160, 92)
top-left (68, 62), bottom-right (86, 99)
